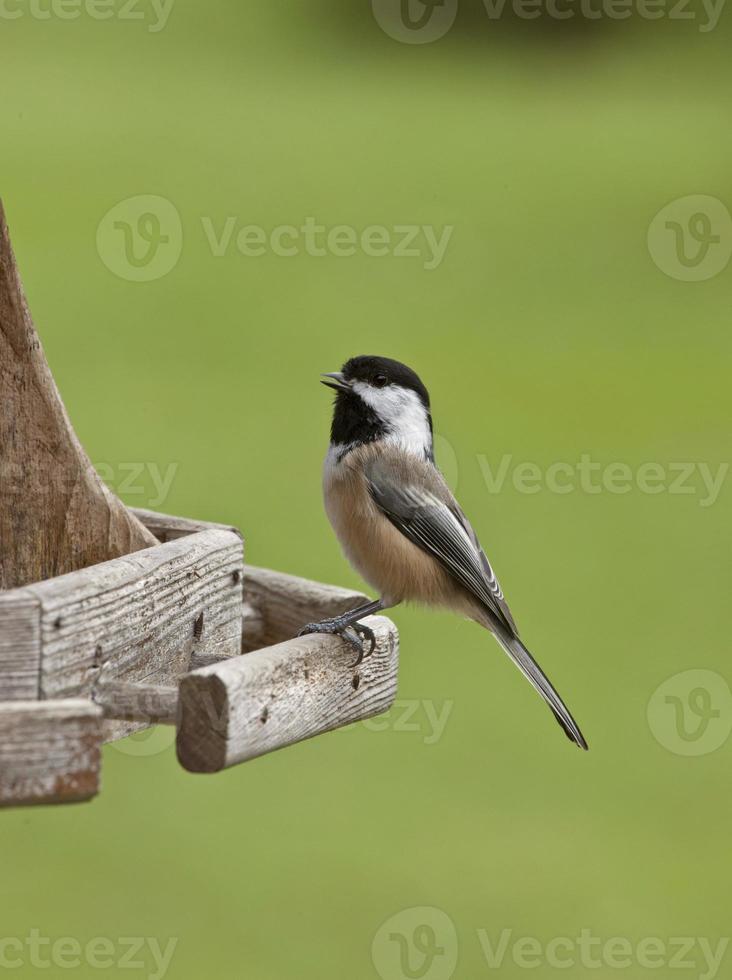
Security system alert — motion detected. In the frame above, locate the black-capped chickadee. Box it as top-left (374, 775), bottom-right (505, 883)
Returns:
top-left (298, 355), bottom-right (588, 750)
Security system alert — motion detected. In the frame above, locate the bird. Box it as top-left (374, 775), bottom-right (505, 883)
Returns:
top-left (298, 355), bottom-right (588, 750)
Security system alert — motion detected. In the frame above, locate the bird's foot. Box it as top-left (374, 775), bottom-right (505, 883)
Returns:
top-left (298, 617), bottom-right (377, 667)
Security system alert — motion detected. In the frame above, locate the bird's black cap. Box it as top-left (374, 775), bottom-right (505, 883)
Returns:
top-left (341, 355), bottom-right (430, 409)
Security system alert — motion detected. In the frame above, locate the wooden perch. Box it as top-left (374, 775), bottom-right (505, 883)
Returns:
top-left (0, 200), bottom-right (157, 590)
top-left (177, 614), bottom-right (398, 773)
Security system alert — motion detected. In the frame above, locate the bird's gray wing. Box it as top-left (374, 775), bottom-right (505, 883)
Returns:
top-left (449, 501), bottom-right (519, 635)
top-left (366, 456), bottom-right (588, 750)
top-left (365, 457), bottom-right (517, 636)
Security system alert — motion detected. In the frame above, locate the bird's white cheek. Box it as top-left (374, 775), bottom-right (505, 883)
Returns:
top-left (351, 383), bottom-right (432, 459)
top-left (383, 392), bottom-right (432, 458)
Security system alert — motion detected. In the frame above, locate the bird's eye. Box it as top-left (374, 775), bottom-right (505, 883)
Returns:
top-left (373, 374), bottom-right (388, 388)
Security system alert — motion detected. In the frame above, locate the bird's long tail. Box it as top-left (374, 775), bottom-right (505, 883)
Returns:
top-left (492, 629), bottom-right (588, 750)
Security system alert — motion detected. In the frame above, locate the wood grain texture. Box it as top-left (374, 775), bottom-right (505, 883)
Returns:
top-left (0, 590), bottom-right (41, 699)
top-left (0, 200), bottom-right (158, 589)
top-left (0, 699), bottom-right (102, 807)
top-left (0, 502), bottom-right (401, 783)
top-left (189, 601), bottom-right (263, 669)
top-left (32, 528), bottom-right (243, 694)
top-left (240, 564), bottom-right (371, 651)
top-left (15, 527), bottom-right (244, 741)
top-left (92, 679), bottom-right (178, 724)
top-left (177, 614), bottom-right (399, 773)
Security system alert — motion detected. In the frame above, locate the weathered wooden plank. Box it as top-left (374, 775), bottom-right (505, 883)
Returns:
top-left (177, 614), bottom-right (399, 773)
top-left (31, 528), bottom-right (243, 694)
top-left (132, 507), bottom-right (242, 543)
top-left (135, 507), bottom-right (258, 652)
top-left (19, 528), bottom-right (243, 741)
top-left (136, 508), bottom-right (252, 666)
top-left (240, 565), bottom-right (371, 651)
top-left (0, 699), bottom-right (102, 807)
top-left (0, 590), bottom-right (41, 700)
top-left (93, 679), bottom-right (178, 724)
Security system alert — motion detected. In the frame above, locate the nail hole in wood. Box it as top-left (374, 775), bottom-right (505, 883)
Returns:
top-left (193, 611), bottom-right (205, 641)
top-left (260, 705), bottom-right (269, 723)
top-left (53, 616), bottom-right (62, 629)
top-left (352, 674), bottom-right (361, 691)
top-left (232, 569), bottom-right (242, 585)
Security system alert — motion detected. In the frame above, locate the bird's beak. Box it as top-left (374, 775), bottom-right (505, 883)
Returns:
top-left (320, 371), bottom-right (350, 392)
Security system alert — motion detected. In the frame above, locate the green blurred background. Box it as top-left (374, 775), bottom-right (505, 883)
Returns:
top-left (2, 2), bottom-right (732, 978)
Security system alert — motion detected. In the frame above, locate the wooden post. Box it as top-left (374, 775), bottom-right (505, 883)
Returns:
top-left (0, 200), bottom-right (158, 590)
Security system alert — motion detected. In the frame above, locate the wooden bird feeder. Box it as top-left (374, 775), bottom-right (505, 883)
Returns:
top-left (0, 202), bottom-right (399, 807)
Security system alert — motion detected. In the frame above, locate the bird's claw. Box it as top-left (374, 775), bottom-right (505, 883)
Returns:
top-left (297, 618), bottom-right (376, 667)
top-left (347, 622), bottom-right (376, 667)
